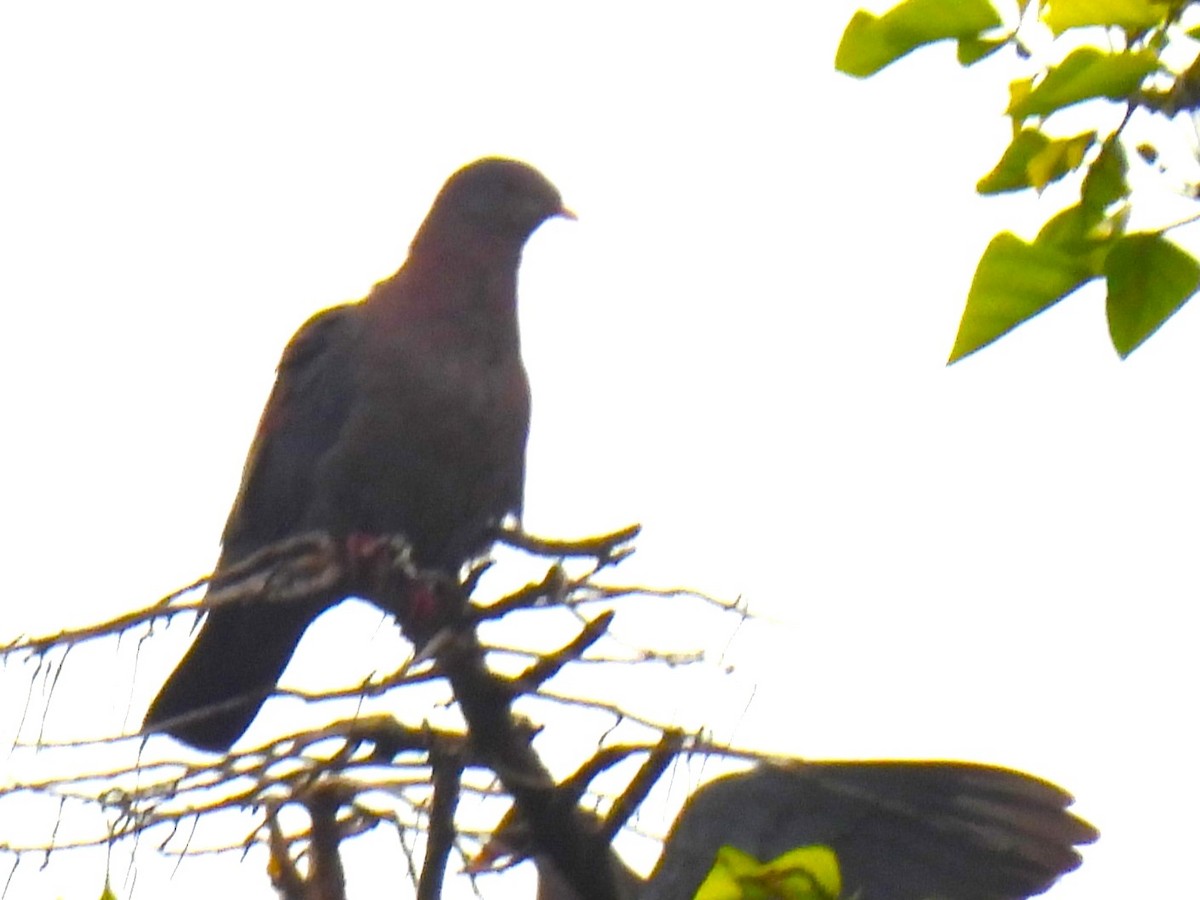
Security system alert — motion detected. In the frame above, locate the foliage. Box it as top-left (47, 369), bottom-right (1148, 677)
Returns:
top-left (837, 0), bottom-right (1200, 361)
top-left (694, 845), bottom-right (842, 900)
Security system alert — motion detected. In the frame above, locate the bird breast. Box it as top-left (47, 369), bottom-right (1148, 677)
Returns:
top-left (313, 321), bottom-right (530, 569)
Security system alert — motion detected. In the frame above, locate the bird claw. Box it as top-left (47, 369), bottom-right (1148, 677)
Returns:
top-left (344, 532), bottom-right (388, 564)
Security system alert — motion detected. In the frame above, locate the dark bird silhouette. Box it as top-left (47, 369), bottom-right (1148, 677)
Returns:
top-left (529, 762), bottom-right (1097, 900)
top-left (144, 158), bottom-right (573, 752)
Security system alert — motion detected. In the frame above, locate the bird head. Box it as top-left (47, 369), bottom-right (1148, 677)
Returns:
top-left (411, 157), bottom-right (575, 257)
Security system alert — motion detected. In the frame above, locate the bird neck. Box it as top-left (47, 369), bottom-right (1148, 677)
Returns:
top-left (402, 229), bottom-right (522, 305)
top-left (408, 206), bottom-right (533, 266)
top-left (368, 250), bottom-right (523, 356)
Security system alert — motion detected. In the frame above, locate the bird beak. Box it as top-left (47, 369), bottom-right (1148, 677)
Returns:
top-left (557, 205), bottom-right (578, 221)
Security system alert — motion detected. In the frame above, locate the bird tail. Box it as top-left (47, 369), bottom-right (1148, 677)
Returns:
top-left (143, 602), bottom-right (320, 753)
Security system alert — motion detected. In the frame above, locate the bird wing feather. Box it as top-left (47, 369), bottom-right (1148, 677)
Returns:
top-left (643, 762), bottom-right (1096, 900)
top-left (220, 303), bottom-right (363, 565)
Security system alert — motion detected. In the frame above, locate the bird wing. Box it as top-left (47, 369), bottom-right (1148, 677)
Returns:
top-left (142, 304), bottom-right (364, 751)
top-left (644, 762), bottom-right (1096, 900)
top-left (220, 303), bottom-right (363, 564)
top-left (790, 762), bottom-right (1095, 900)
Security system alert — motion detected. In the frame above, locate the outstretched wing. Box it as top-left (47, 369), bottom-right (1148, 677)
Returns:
top-left (644, 762), bottom-right (1097, 900)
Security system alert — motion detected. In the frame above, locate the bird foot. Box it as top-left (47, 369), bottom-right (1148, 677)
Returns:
top-left (405, 581), bottom-right (440, 627)
top-left (344, 532), bottom-right (450, 643)
top-left (344, 532), bottom-right (389, 565)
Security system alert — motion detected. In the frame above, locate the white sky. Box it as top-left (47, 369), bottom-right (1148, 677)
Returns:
top-left (2, 3), bottom-right (1198, 899)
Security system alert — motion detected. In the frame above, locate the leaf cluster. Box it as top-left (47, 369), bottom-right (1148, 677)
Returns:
top-left (695, 845), bottom-right (841, 900)
top-left (837, 0), bottom-right (1200, 360)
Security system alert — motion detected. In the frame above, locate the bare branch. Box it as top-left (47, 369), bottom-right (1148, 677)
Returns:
top-left (305, 782), bottom-right (349, 900)
top-left (512, 611), bottom-right (615, 693)
top-left (496, 524), bottom-right (641, 561)
top-left (0, 526), bottom-right (756, 900)
top-left (418, 745), bottom-right (463, 900)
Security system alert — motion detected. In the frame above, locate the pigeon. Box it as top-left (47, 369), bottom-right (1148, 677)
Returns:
top-left (144, 158), bottom-right (573, 752)
top-left (520, 762), bottom-right (1097, 900)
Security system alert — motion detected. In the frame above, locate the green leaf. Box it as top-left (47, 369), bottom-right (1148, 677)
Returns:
top-left (1081, 138), bottom-right (1129, 213)
top-left (1028, 131), bottom-right (1095, 190)
top-left (759, 846), bottom-right (842, 899)
top-left (1036, 202), bottom-right (1105, 250)
top-left (1008, 77), bottom-right (1035, 120)
top-left (693, 849), bottom-right (747, 900)
top-left (1007, 47), bottom-right (1159, 118)
top-left (979, 129), bottom-right (1095, 193)
top-left (977, 130), bottom-right (1050, 193)
top-left (100, 879), bottom-right (119, 900)
top-left (957, 34), bottom-right (1009, 65)
top-left (836, 0), bottom-right (1003, 77)
top-left (1039, 200), bottom-right (1126, 265)
top-left (949, 232), bottom-right (1097, 362)
top-left (695, 845), bottom-right (842, 900)
top-left (1105, 233), bottom-right (1200, 356)
top-left (1042, 0), bottom-right (1170, 35)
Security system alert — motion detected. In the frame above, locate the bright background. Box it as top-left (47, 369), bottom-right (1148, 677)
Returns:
top-left (2, 3), bottom-right (1197, 899)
